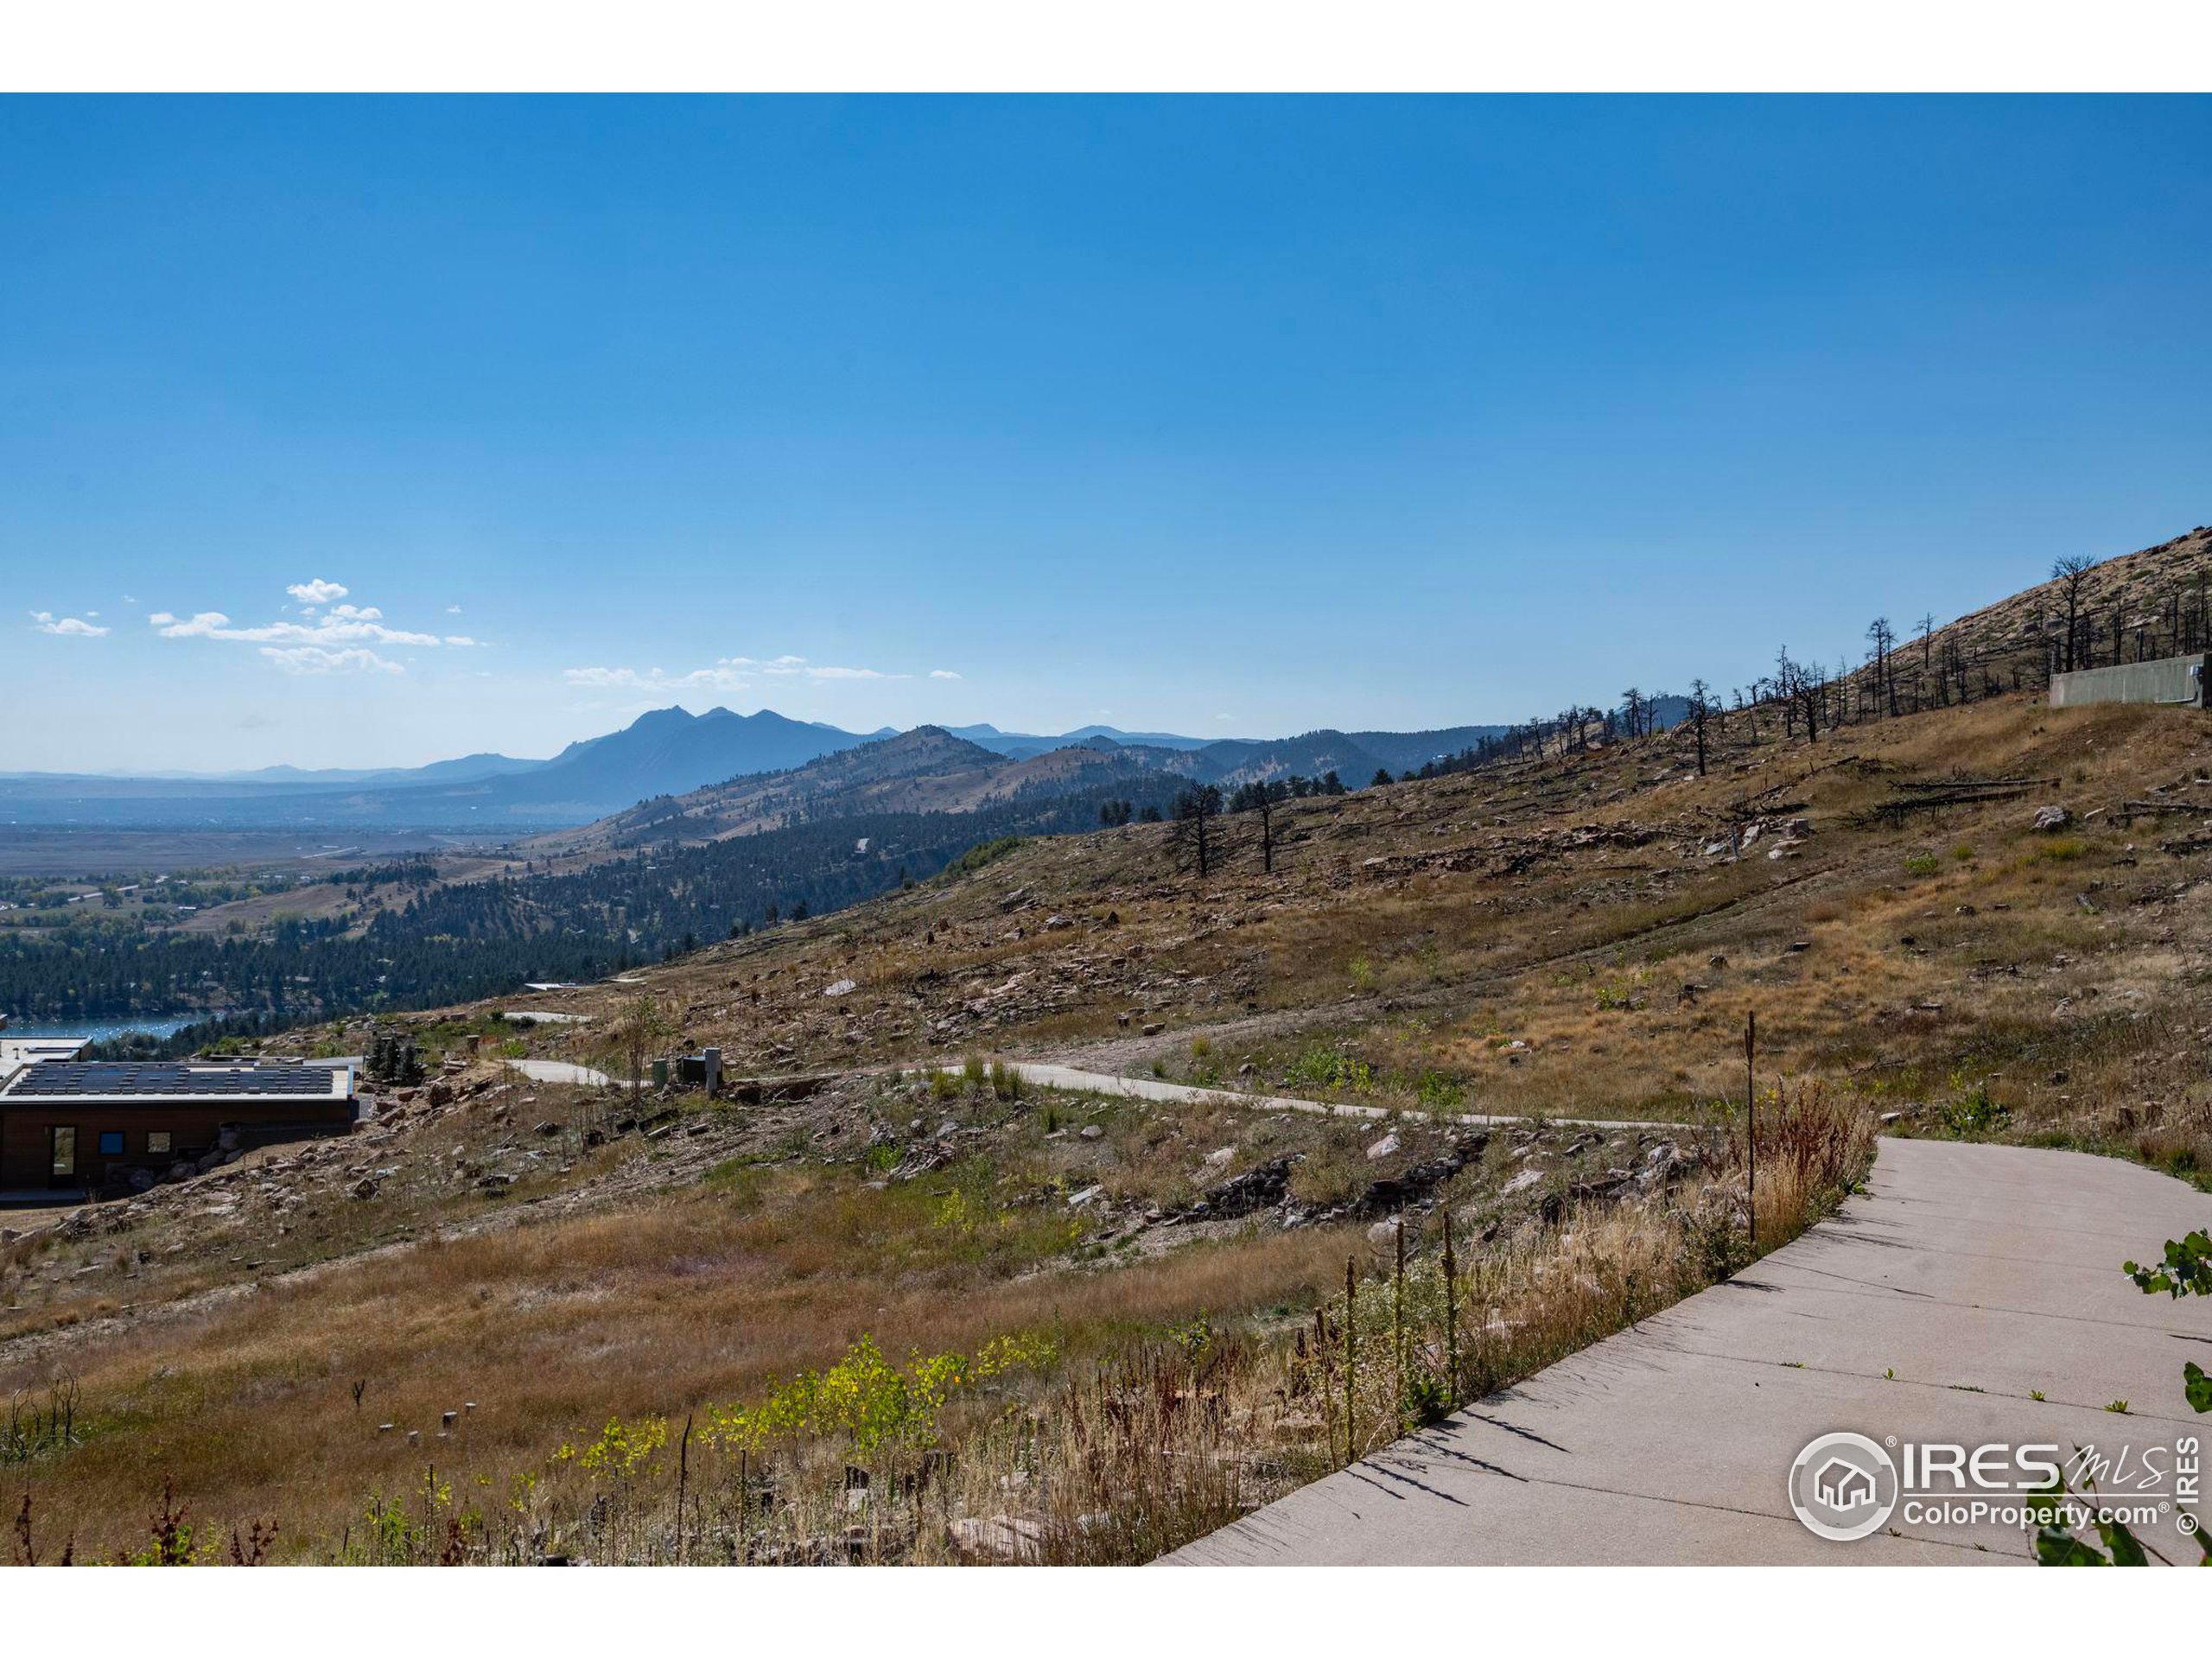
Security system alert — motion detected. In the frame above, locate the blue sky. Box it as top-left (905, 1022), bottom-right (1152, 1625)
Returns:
top-left (4, 95), bottom-right (2209, 772)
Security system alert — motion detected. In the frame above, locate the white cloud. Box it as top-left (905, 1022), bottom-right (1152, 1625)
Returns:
top-left (141, 583), bottom-right (472, 680)
top-left (152, 605), bottom-right (438, 648)
top-left (29, 610), bottom-right (109, 637)
top-left (564, 654), bottom-right (904, 691)
top-left (259, 645), bottom-right (404, 676)
top-left (928, 668), bottom-right (962, 680)
top-left (447, 604), bottom-right (464, 614)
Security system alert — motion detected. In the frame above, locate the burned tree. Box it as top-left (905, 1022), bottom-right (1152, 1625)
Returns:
top-left (1229, 779), bottom-right (1283, 874)
top-left (2050, 554), bottom-right (2097, 674)
top-left (1866, 617), bottom-right (1895, 716)
top-left (1687, 677), bottom-right (1713, 776)
top-left (1171, 784), bottom-right (1224, 880)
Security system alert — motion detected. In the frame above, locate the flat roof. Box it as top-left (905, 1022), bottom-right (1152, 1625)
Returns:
top-left (0, 1060), bottom-right (353, 1105)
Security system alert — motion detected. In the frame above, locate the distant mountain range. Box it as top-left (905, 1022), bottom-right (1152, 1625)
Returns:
top-left (534, 720), bottom-right (1535, 856)
top-left (0, 707), bottom-right (1523, 833)
top-left (535, 726), bottom-right (1183, 854)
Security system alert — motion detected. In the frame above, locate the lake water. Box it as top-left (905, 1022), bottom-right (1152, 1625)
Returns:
top-left (2, 1014), bottom-right (204, 1045)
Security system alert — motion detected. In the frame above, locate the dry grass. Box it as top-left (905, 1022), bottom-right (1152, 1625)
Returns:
top-left (10, 680), bottom-right (2210, 1562)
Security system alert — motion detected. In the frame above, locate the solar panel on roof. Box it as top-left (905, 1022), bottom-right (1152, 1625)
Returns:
top-left (2, 1062), bottom-right (344, 1098)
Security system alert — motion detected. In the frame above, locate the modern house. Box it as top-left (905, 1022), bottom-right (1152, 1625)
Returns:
top-left (0, 1058), bottom-right (359, 1196)
top-left (2049, 651), bottom-right (2210, 709)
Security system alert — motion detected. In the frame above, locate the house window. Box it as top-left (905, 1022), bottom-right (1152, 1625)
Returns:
top-left (147, 1130), bottom-right (172, 1155)
top-left (99, 1130), bottom-right (125, 1156)
top-left (50, 1126), bottom-right (76, 1177)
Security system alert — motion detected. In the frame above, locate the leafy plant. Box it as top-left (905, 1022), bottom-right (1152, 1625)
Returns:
top-left (2034, 1231), bottom-right (2212, 1566)
top-left (1936, 1081), bottom-right (2008, 1136)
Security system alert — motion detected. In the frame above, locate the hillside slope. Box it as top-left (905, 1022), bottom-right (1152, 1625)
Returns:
top-left (532, 726), bottom-right (1185, 854)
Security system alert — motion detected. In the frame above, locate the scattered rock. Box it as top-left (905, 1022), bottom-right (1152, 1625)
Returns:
top-left (1195, 1155), bottom-right (1294, 1220)
top-left (1078, 1124), bottom-right (1104, 1141)
top-left (823, 978), bottom-right (857, 998)
top-left (1365, 1132), bottom-right (1401, 1160)
top-left (2034, 804), bottom-right (2073, 832)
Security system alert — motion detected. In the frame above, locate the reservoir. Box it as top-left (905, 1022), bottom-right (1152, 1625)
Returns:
top-left (0, 1013), bottom-right (205, 1045)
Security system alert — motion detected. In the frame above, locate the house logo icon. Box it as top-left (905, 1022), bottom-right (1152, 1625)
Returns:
top-left (1814, 1457), bottom-right (1878, 1512)
top-left (1789, 1432), bottom-right (1900, 1541)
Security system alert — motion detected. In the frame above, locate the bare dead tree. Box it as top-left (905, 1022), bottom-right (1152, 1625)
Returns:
top-left (1171, 784), bottom-right (1224, 880)
top-left (1866, 617), bottom-right (1895, 716)
top-left (2050, 554), bottom-right (2097, 674)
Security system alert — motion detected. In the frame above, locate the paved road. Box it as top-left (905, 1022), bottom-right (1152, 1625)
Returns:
top-left (995, 1062), bottom-right (1656, 1133)
top-left (1169, 1137), bottom-right (2212, 1566)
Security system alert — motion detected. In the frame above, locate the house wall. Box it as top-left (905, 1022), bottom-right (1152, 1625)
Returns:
top-left (2049, 652), bottom-right (2209, 709)
top-left (0, 1097), bottom-right (356, 1191)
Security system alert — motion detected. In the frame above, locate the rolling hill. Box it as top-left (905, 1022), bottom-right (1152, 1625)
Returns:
top-left (535, 726), bottom-right (1185, 853)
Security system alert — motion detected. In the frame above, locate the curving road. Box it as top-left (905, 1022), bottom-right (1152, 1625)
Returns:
top-left (983, 1061), bottom-right (1655, 1132)
top-left (1167, 1136), bottom-right (2212, 1566)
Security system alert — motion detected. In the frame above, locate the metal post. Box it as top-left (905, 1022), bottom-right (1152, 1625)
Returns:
top-left (1442, 1208), bottom-right (1459, 1400)
top-left (1344, 1255), bottom-right (1357, 1466)
top-left (1745, 1010), bottom-right (1758, 1252)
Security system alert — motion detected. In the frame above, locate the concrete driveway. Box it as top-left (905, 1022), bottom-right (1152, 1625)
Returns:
top-left (1168, 1137), bottom-right (2212, 1566)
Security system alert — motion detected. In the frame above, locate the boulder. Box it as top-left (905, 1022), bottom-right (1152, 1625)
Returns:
top-left (2034, 804), bottom-right (2073, 832)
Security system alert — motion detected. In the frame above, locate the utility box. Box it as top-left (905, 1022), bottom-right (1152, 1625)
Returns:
top-left (673, 1047), bottom-right (723, 1096)
top-left (2050, 652), bottom-right (2210, 709)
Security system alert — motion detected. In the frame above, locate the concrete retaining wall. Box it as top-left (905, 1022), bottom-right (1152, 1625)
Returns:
top-left (2049, 652), bottom-right (2209, 709)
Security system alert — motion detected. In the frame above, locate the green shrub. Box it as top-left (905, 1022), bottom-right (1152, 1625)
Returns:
top-left (946, 836), bottom-right (1028, 878)
top-left (1936, 1081), bottom-right (2008, 1136)
top-left (1903, 852), bottom-right (1942, 878)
